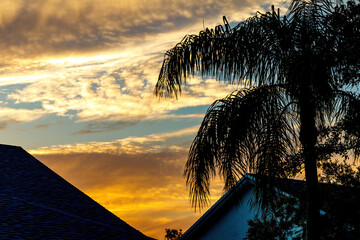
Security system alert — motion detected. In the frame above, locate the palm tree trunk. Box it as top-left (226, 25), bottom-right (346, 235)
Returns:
top-left (299, 100), bottom-right (320, 240)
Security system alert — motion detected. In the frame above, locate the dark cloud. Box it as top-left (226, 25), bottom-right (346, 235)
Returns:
top-left (34, 123), bottom-right (50, 129)
top-left (71, 120), bottom-right (138, 135)
top-left (0, 119), bottom-right (22, 130)
top-left (0, 121), bottom-right (8, 130)
top-left (0, 0), bottom-right (252, 58)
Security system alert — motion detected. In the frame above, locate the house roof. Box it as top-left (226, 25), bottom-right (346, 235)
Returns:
top-left (180, 173), bottom-right (360, 239)
top-left (0, 144), bottom-right (154, 240)
top-left (180, 174), bottom-right (256, 240)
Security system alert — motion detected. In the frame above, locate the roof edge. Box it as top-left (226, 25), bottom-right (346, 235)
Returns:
top-left (180, 174), bottom-right (255, 240)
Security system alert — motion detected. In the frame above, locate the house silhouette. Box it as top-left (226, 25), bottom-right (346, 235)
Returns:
top-left (0, 144), bottom-right (154, 239)
top-left (180, 174), bottom-right (360, 239)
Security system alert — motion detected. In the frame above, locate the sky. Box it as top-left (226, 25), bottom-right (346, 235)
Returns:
top-left (0, 0), bottom-right (286, 238)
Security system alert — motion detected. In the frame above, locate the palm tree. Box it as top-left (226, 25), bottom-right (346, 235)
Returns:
top-left (155, 0), bottom-right (360, 239)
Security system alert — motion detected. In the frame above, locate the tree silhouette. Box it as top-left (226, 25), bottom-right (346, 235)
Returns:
top-left (245, 162), bottom-right (360, 239)
top-left (155, 0), bottom-right (360, 239)
top-left (164, 228), bottom-right (183, 240)
top-left (245, 195), bottom-right (305, 240)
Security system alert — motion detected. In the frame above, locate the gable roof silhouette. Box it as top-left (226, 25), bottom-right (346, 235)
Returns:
top-left (180, 174), bottom-right (360, 239)
top-left (0, 144), bottom-right (154, 239)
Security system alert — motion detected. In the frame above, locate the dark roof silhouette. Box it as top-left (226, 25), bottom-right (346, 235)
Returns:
top-left (181, 174), bottom-right (360, 239)
top-left (0, 144), bottom-right (154, 240)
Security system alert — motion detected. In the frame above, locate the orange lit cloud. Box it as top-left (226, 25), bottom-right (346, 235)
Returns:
top-left (33, 150), bottom-right (197, 239)
top-left (0, 107), bottom-right (46, 129)
top-left (7, 54), bottom-right (240, 127)
top-left (30, 127), bottom-right (225, 239)
top-left (0, 0), bottom-right (265, 58)
top-left (2, 1), bottom-right (288, 239)
top-left (29, 125), bottom-right (199, 155)
top-left (0, 0), bottom-right (285, 131)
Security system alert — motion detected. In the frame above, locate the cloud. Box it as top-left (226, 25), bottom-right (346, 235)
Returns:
top-left (0, 0), bottom-right (260, 58)
top-left (30, 125), bottom-right (225, 239)
top-left (33, 149), bottom-right (206, 239)
top-left (0, 107), bottom-right (46, 130)
top-left (34, 123), bottom-right (50, 129)
top-left (71, 120), bottom-right (139, 135)
top-left (6, 49), bottom-right (240, 126)
top-left (0, 122), bottom-right (7, 130)
top-left (0, 0), bottom-right (286, 129)
top-left (29, 125), bottom-right (199, 155)
top-left (2, 1), bottom-right (297, 238)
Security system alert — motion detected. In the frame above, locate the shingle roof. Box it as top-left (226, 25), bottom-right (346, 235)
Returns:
top-left (0, 144), bottom-right (154, 240)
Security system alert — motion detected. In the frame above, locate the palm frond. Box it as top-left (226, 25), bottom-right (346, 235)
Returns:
top-left (155, 4), bottom-right (360, 235)
top-left (340, 94), bottom-right (360, 160)
top-left (327, 0), bottom-right (360, 86)
top-left (184, 85), bottom-right (299, 209)
top-left (155, 0), bottom-right (360, 99)
top-left (317, 91), bottom-right (360, 161)
top-left (155, 8), bottom-right (290, 98)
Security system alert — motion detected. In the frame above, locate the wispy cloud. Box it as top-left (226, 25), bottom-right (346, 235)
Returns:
top-left (3, 1), bottom-right (287, 238)
top-left (0, 0), bottom-right (260, 58)
top-left (6, 53), bottom-right (240, 127)
top-left (34, 123), bottom-right (51, 129)
top-left (29, 125), bottom-right (199, 155)
top-left (0, 0), bottom-right (284, 130)
top-left (0, 107), bottom-right (46, 130)
top-left (71, 120), bottom-right (139, 135)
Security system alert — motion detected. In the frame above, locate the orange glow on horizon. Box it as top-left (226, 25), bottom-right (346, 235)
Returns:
top-left (33, 148), bottom-right (224, 239)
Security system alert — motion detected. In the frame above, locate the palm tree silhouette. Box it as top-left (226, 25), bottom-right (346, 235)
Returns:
top-left (155, 0), bottom-right (360, 239)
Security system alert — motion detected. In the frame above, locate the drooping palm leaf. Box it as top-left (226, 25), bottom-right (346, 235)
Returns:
top-left (185, 85), bottom-right (300, 209)
top-left (155, 8), bottom-right (291, 98)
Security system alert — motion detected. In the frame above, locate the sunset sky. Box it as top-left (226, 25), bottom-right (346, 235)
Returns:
top-left (0, 0), bottom-right (286, 238)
